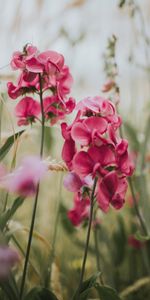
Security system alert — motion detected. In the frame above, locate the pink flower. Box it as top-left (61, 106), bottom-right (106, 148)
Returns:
top-left (15, 97), bottom-right (41, 126)
top-left (73, 145), bottom-right (116, 178)
top-left (57, 65), bottom-right (73, 99)
top-left (71, 116), bottom-right (108, 146)
top-left (68, 192), bottom-right (90, 226)
top-left (97, 171), bottom-right (128, 212)
top-left (7, 82), bottom-right (23, 100)
top-left (128, 235), bottom-right (145, 249)
top-left (63, 172), bottom-right (83, 192)
top-left (2, 156), bottom-right (47, 197)
top-left (0, 246), bottom-right (19, 279)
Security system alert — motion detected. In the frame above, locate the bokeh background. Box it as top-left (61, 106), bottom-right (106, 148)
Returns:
top-left (0, 1), bottom-right (150, 299)
top-left (0, 0), bottom-right (150, 117)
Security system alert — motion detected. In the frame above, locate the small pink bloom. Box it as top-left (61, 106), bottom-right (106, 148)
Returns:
top-left (15, 97), bottom-right (41, 126)
top-left (128, 235), bottom-right (145, 249)
top-left (2, 156), bottom-right (47, 197)
top-left (68, 192), bottom-right (90, 226)
top-left (0, 246), bottom-right (19, 279)
top-left (101, 80), bottom-right (115, 92)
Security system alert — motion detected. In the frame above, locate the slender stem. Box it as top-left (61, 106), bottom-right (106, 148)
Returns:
top-left (74, 177), bottom-right (98, 300)
top-left (93, 225), bottom-right (104, 285)
top-left (45, 174), bottom-right (63, 288)
top-left (128, 177), bottom-right (148, 236)
top-left (20, 74), bottom-right (45, 299)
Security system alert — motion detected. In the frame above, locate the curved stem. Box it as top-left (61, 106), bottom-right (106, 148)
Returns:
top-left (20, 74), bottom-right (45, 299)
top-left (74, 177), bottom-right (98, 300)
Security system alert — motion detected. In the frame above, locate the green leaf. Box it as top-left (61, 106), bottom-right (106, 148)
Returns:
top-left (60, 203), bottom-right (76, 234)
top-left (95, 284), bottom-right (121, 300)
top-left (0, 197), bottom-right (24, 230)
top-left (72, 272), bottom-right (100, 300)
top-left (24, 287), bottom-right (59, 300)
top-left (0, 130), bottom-right (24, 161)
top-left (0, 274), bottom-right (19, 300)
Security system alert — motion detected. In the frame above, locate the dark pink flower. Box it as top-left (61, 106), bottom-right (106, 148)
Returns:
top-left (2, 156), bottom-right (47, 197)
top-left (0, 246), bottom-right (19, 279)
top-left (15, 97), bottom-right (41, 126)
top-left (96, 171), bottom-right (128, 212)
top-left (68, 192), bottom-right (90, 226)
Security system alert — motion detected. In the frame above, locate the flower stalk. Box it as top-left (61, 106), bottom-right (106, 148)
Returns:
top-left (20, 74), bottom-right (45, 299)
top-left (74, 177), bottom-right (98, 300)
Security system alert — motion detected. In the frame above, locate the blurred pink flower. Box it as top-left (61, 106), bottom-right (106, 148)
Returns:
top-left (128, 235), bottom-right (145, 249)
top-left (0, 246), bottom-right (19, 280)
top-left (15, 97), bottom-right (41, 126)
top-left (2, 156), bottom-right (47, 197)
top-left (68, 192), bottom-right (90, 226)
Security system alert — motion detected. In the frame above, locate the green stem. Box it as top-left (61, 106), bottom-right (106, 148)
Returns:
top-left (20, 74), bottom-right (45, 299)
top-left (45, 174), bottom-right (63, 288)
top-left (93, 224), bottom-right (104, 285)
top-left (128, 177), bottom-right (148, 236)
top-left (74, 177), bottom-right (98, 300)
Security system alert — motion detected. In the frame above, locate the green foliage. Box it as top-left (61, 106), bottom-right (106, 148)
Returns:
top-left (95, 284), bottom-right (121, 300)
top-left (0, 130), bottom-right (24, 162)
top-left (24, 287), bottom-right (59, 300)
top-left (72, 272), bottom-right (100, 300)
top-left (0, 197), bottom-right (24, 230)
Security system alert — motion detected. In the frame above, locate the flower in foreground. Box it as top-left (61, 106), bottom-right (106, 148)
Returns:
top-left (0, 246), bottom-right (19, 280)
top-left (1, 156), bottom-right (47, 197)
top-left (61, 96), bottom-right (134, 225)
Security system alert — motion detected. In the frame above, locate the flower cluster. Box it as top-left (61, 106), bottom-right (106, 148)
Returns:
top-left (8, 44), bottom-right (75, 125)
top-left (61, 96), bottom-right (134, 225)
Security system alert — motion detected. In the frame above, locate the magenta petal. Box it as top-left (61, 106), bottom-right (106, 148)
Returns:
top-left (71, 122), bottom-right (91, 146)
top-left (26, 57), bottom-right (43, 73)
top-left (84, 116), bottom-right (107, 134)
top-left (62, 139), bottom-right (76, 165)
top-left (88, 145), bottom-right (116, 166)
top-left (73, 151), bottom-right (94, 177)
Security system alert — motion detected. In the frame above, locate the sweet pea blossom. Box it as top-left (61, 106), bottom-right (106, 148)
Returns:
top-left (61, 95), bottom-right (134, 224)
top-left (1, 156), bottom-right (47, 197)
top-left (7, 44), bottom-right (75, 125)
top-left (15, 97), bottom-right (41, 126)
top-left (0, 246), bottom-right (19, 280)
